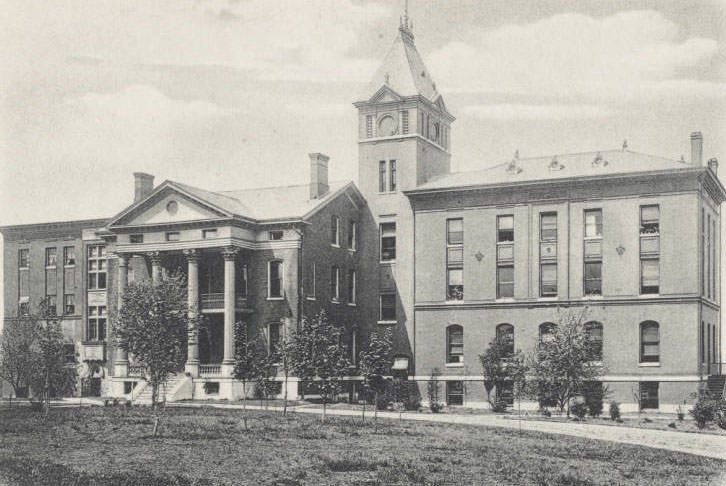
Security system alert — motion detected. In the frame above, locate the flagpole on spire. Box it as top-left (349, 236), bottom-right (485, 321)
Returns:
top-left (400, 0), bottom-right (413, 38)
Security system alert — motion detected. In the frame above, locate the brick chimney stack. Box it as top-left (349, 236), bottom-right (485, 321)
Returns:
top-left (133, 172), bottom-right (154, 202)
top-left (309, 153), bottom-right (329, 199)
top-left (691, 131), bottom-right (703, 166)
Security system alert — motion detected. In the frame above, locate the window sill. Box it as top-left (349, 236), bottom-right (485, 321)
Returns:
top-left (638, 293), bottom-right (660, 298)
top-left (331, 244), bottom-right (340, 248)
top-left (331, 299), bottom-right (341, 304)
top-left (266, 297), bottom-right (284, 301)
top-left (582, 294), bottom-right (603, 299)
top-left (347, 302), bottom-right (357, 307)
top-left (64, 264), bottom-right (76, 268)
top-left (638, 362), bottom-right (660, 367)
top-left (377, 320), bottom-right (397, 325)
top-left (445, 299), bottom-right (465, 304)
top-left (445, 362), bottom-right (464, 368)
top-left (379, 261), bottom-right (396, 265)
top-left (305, 296), bottom-right (316, 301)
top-left (495, 298), bottom-right (516, 302)
top-left (538, 296), bottom-right (558, 301)
top-left (348, 248), bottom-right (357, 253)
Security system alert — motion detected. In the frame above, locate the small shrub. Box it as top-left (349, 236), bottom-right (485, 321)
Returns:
top-left (609, 401), bottom-right (620, 421)
top-left (571, 402), bottom-right (588, 420)
top-left (689, 395), bottom-right (726, 429)
top-left (490, 398), bottom-right (508, 413)
top-left (541, 409), bottom-right (552, 418)
top-left (668, 422), bottom-right (676, 429)
top-left (717, 415), bottom-right (726, 431)
top-left (429, 401), bottom-right (443, 413)
top-left (676, 403), bottom-right (685, 421)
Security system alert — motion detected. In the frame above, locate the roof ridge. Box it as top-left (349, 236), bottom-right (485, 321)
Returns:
top-left (219, 179), bottom-right (351, 194)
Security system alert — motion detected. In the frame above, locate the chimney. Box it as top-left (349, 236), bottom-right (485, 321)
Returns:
top-left (708, 157), bottom-right (718, 175)
top-left (133, 172), bottom-right (154, 202)
top-left (691, 131), bottom-right (703, 166)
top-left (308, 153), bottom-right (329, 199)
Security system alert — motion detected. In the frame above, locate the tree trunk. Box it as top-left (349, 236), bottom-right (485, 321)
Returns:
top-left (152, 416), bottom-right (159, 438)
top-left (282, 372), bottom-right (288, 416)
top-left (322, 401), bottom-right (326, 422)
top-left (362, 396), bottom-right (366, 422)
top-left (374, 391), bottom-right (378, 422)
top-left (242, 382), bottom-right (248, 431)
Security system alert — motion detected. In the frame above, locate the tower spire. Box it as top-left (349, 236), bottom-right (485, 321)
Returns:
top-left (400, 0), bottom-right (413, 39)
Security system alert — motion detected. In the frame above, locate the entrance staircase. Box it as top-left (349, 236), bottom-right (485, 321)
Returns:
top-left (130, 373), bottom-right (192, 405)
top-left (706, 375), bottom-right (726, 398)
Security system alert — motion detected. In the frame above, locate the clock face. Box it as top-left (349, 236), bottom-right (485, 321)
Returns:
top-left (378, 115), bottom-right (397, 136)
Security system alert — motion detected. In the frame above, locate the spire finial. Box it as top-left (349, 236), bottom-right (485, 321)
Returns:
top-left (400, 0), bottom-right (413, 36)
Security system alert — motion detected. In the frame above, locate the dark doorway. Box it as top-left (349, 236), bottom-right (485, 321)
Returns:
top-left (199, 314), bottom-right (224, 364)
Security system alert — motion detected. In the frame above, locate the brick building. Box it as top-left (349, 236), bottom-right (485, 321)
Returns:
top-left (1, 15), bottom-right (723, 409)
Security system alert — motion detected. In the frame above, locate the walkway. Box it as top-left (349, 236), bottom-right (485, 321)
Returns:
top-left (168, 401), bottom-right (726, 461)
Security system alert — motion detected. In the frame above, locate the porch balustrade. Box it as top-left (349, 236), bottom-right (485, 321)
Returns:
top-left (199, 364), bottom-right (222, 376)
top-left (200, 292), bottom-right (248, 310)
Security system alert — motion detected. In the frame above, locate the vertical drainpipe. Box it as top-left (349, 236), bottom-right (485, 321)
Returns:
top-left (412, 206), bottom-right (416, 380)
top-left (566, 199), bottom-right (571, 301)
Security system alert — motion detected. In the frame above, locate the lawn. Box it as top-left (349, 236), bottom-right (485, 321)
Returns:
top-left (0, 406), bottom-right (724, 486)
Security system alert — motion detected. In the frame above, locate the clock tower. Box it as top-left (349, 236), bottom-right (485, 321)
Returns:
top-left (354, 10), bottom-right (454, 370)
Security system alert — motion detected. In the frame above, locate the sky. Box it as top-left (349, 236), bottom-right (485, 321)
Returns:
top-left (1, 0), bottom-right (725, 324)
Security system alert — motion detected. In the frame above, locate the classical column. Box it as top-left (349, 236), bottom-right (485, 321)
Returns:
top-left (221, 247), bottom-right (238, 373)
top-left (114, 253), bottom-right (130, 377)
top-left (149, 251), bottom-right (162, 283)
top-left (184, 249), bottom-right (200, 377)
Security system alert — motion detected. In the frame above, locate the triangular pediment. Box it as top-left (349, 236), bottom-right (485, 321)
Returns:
top-left (370, 85), bottom-right (404, 104)
top-left (107, 183), bottom-right (231, 228)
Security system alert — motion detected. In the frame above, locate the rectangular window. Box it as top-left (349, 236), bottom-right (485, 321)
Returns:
top-left (166, 232), bottom-right (180, 242)
top-left (331, 216), bottom-right (340, 246)
top-left (307, 262), bottom-right (316, 299)
top-left (366, 115), bottom-right (373, 138)
top-left (45, 248), bottom-right (57, 267)
top-left (347, 269), bottom-right (356, 304)
top-left (268, 261), bottom-right (283, 298)
top-left (707, 214), bottom-right (711, 299)
top-left (379, 293), bottom-right (396, 321)
top-left (348, 221), bottom-right (357, 250)
top-left (497, 265), bottom-right (514, 298)
top-left (540, 263), bottom-right (557, 297)
top-left (87, 245), bottom-right (107, 290)
top-left (18, 249), bottom-right (29, 269)
top-left (202, 229), bottom-right (218, 239)
top-left (268, 230), bottom-right (283, 240)
top-left (584, 209), bottom-right (602, 237)
top-left (584, 262), bottom-right (602, 296)
top-left (330, 266), bottom-right (340, 302)
top-left (640, 205), bottom-right (660, 294)
top-left (64, 294), bottom-right (75, 315)
top-left (19, 301), bottom-right (30, 316)
top-left (497, 215), bottom-right (514, 298)
top-left (401, 110), bottom-right (409, 134)
top-left (46, 295), bottom-right (57, 316)
top-left (584, 209), bottom-right (603, 296)
top-left (446, 381), bottom-right (464, 406)
top-left (63, 344), bottom-right (76, 364)
top-left (447, 326), bottom-right (464, 363)
top-left (63, 247), bottom-right (76, 266)
top-left (237, 265), bottom-right (248, 298)
top-left (379, 161), bottom-right (386, 192)
top-left (129, 234), bottom-right (143, 244)
top-left (540, 213), bottom-right (557, 297)
top-left (87, 305), bottom-right (107, 342)
top-left (389, 160), bottom-right (397, 192)
top-left (380, 222), bottom-right (396, 262)
top-left (497, 215), bottom-right (514, 242)
top-left (639, 382), bottom-right (659, 409)
top-left (446, 218), bottom-right (464, 300)
top-left (269, 323), bottom-right (281, 357)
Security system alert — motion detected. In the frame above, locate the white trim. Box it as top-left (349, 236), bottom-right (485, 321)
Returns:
top-left (116, 236), bottom-right (301, 253)
top-left (407, 374), bottom-right (702, 382)
top-left (444, 362), bottom-right (464, 368)
top-left (377, 320), bottom-right (397, 326)
top-left (638, 362), bottom-right (661, 367)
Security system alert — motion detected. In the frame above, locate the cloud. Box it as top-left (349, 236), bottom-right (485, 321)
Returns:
top-left (462, 103), bottom-right (615, 120)
top-left (428, 10), bottom-right (721, 103)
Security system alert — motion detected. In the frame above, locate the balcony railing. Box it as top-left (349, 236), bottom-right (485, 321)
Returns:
top-left (200, 293), bottom-right (248, 311)
top-left (199, 364), bottom-right (222, 376)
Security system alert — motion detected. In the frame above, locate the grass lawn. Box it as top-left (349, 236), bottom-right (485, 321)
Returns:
top-left (0, 406), bottom-right (724, 486)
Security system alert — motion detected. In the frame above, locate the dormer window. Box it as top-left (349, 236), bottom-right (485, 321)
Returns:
top-left (166, 232), bottom-right (180, 242)
top-left (269, 230), bottom-right (283, 241)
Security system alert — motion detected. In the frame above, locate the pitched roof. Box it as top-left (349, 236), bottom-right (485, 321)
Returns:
top-left (361, 26), bottom-right (440, 102)
top-left (171, 180), bottom-right (353, 222)
top-left (412, 149), bottom-right (695, 192)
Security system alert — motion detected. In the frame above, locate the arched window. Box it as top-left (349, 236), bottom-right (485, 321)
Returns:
top-left (584, 321), bottom-right (603, 361)
top-left (496, 324), bottom-right (514, 357)
top-left (447, 325), bottom-right (464, 363)
top-left (640, 321), bottom-right (660, 363)
top-left (539, 322), bottom-right (556, 343)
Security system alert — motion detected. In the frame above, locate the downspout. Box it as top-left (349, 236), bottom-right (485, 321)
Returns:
top-left (297, 226), bottom-right (304, 329)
